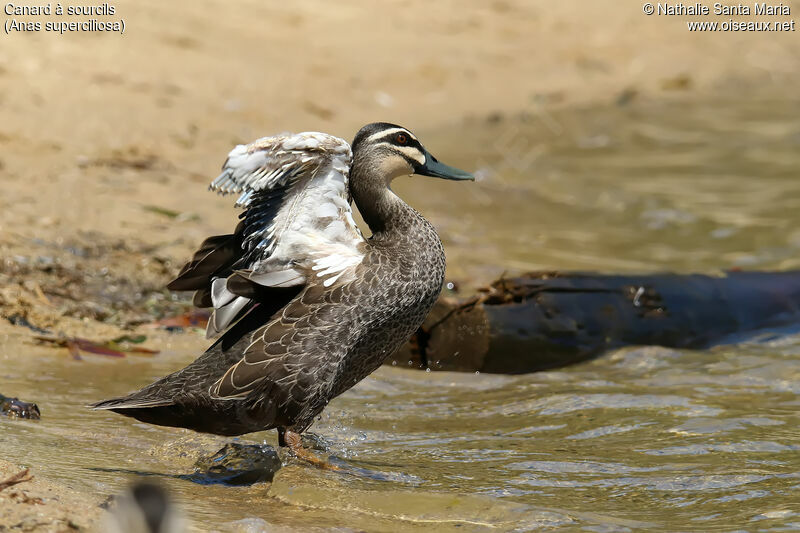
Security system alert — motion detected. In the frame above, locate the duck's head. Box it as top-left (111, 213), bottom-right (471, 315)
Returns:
top-left (352, 122), bottom-right (474, 184)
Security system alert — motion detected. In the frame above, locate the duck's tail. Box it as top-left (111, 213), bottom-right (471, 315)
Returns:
top-left (90, 395), bottom-right (175, 411)
top-left (89, 389), bottom-right (194, 432)
top-left (89, 298), bottom-right (298, 436)
top-left (90, 390), bottom-right (244, 436)
top-left (88, 361), bottom-right (215, 431)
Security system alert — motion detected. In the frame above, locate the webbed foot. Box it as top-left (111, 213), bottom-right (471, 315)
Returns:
top-left (282, 429), bottom-right (342, 471)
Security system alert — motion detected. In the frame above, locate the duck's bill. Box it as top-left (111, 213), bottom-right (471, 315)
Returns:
top-left (418, 153), bottom-right (474, 181)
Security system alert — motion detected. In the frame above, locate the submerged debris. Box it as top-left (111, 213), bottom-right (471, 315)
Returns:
top-left (0, 395), bottom-right (40, 420)
top-left (187, 443), bottom-right (282, 486)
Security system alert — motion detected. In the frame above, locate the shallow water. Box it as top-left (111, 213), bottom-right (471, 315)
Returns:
top-left (3, 95), bottom-right (800, 531)
top-left (404, 94), bottom-right (800, 283)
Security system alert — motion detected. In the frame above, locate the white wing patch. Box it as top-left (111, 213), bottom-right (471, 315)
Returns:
top-left (312, 252), bottom-right (363, 287)
top-left (204, 132), bottom-right (366, 337)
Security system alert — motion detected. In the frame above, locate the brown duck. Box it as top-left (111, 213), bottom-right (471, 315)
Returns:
top-left (92, 123), bottom-right (473, 465)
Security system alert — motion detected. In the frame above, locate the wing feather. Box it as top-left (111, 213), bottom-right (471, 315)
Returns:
top-left (171, 131), bottom-right (365, 339)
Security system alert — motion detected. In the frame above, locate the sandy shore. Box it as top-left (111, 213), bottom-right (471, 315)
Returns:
top-left (2, 0), bottom-right (798, 252)
top-left (0, 459), bottom-right (103, 531)
top-left (1, 0), bottom-right (799, 529)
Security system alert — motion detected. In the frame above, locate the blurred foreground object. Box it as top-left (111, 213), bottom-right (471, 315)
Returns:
top-left (393, 270), bottom-right (800, 373)
top-left (106, 482), bottom-right (185, 533)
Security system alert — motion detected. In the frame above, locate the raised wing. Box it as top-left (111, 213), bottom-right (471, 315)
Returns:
top-left (169, 132), bottom-right (365, 338)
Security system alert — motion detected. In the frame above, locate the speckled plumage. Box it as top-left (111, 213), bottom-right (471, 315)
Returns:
top-left (92, 123), bottom-right (471, 438)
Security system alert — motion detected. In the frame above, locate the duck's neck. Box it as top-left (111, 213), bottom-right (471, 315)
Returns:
top-left (350, 166), bottom-right (426, 240)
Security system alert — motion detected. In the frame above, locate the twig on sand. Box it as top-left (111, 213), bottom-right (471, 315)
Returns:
top-left (33, 334), bottom-right (160, 359)
top-left (30, 281), bottom-right (52, 307)
top-left (0, 469), bottom-right (33, 492)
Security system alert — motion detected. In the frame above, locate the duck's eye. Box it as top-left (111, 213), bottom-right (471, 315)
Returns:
top-left (396, 133), bottom-right (408, 145)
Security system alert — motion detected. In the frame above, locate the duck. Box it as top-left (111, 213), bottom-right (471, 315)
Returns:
top-left (92, 122), bottom-right (473, 466)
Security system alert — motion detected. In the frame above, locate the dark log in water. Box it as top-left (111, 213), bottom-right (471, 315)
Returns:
top-left (391, 271), bottom-right (800, 374)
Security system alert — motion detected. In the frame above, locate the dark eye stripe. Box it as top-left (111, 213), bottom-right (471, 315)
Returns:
top-left (374, 132), bottom-right (421, 149)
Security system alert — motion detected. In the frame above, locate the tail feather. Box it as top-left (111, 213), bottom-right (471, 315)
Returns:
top-left (90, 290), bottom-right (302, 436)
top-left (91, 395), bottom-right (175, 410)
top-left (90, 392), bottom-right (247, 436)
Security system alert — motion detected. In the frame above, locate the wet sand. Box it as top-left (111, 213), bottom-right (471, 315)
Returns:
top-left (2, 0), bottom-right (800, 529)
top-left (0, 459), bottom-right (103, 531)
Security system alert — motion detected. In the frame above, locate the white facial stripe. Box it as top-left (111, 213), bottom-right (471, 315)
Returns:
top-left (374, 142), bottom-right (425, 165)
top-left (365, 127), bottom-right (418, 144)
top-left (394, 145), bottom-right (426, 165)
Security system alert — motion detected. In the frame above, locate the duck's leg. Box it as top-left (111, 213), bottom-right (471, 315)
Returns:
top-left (278, 428), bottom-right (342, 471)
